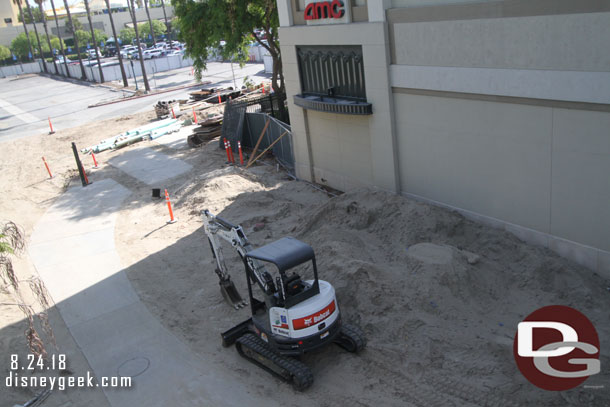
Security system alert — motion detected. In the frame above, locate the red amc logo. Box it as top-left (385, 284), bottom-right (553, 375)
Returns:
top-left (292, 300), bottom-right (336, 330)
top-left (304, 0), bottom-right (345, 20)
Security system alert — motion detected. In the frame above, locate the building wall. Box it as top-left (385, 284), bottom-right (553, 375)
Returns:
top-left (393, 92), bottom-right (610, 258)
top-left (277, 0), bottom-right (610, 275)
top-left (390, 12), bottom-right (610, 71)
top-left (0, 0), bottom-right (20, 28)
top-left (279, 19), bottom-right (398, 192)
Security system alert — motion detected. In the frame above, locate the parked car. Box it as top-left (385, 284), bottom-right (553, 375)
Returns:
top-left (120, 45), bottom-right (137, 58)
top-left (55, 55), bottom-right (71, 63)
top-left (166, 50), bottom-right (183, 56)
top-left (105, 46), bottom-right (118, 57)
top-left (137, 48), bottom-right (163, 59)
top-left (86, 48), bottom-right (102, 59)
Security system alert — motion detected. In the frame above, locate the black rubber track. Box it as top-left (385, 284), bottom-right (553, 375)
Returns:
top-left (335, 323), bottom-right (367, 353)
top-left (235, 333), bottom-right (314, 391)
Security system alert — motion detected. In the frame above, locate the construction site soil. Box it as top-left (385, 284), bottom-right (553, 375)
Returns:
top-left (1, 112), bottom-right (609, 406)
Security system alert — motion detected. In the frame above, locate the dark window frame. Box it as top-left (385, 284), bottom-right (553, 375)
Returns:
top-left (296, 45), bottom-right (367, 101)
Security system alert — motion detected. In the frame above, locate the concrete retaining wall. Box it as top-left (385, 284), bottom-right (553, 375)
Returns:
top-left (0, 61), bottom-right (42, 77)
top-left (4, 54), bottom-right (193, 81)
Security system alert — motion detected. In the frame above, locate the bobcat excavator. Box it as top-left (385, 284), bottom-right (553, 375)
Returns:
top-left (202, 210), bottom-right (366, 390)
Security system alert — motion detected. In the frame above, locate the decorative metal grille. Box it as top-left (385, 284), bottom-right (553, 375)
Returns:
top-left (297, 45), bottom-right (366, 101)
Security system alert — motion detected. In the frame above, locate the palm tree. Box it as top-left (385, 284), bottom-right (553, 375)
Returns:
top-left (129, 0), bottom-right (150, 91)
top-left (159, 0), bottom-right (171, 48)
top-left (62, 0), bottom-right (86, 80)
top-left (83, 0), bottom-right (104, 82)
top-left (104, 0), bottom-right (127, 86)
top-left (49, 0), bottom-right (70, 77)
top-left (12, 0), bottom-right (35, 61)
top-left (35, 0), bottom-right (58, 75)
top-left (143, 0), bottom-right (156, 48)
top-left (24, 0), bottom-right (47, 72)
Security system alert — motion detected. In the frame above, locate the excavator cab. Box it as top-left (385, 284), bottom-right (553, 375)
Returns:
top-left (244, 237), bottom-right (320, 311)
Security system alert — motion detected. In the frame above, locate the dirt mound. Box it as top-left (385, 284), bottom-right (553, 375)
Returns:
top-left (295, 188), bottom-right (610, 406)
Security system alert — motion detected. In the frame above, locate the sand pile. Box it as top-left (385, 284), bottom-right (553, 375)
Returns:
top-left (293, 188), bottom-right (610, 406)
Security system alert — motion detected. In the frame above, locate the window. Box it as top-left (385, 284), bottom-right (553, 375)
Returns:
top-left (297, 45), bottom-right (366, 101)
top-left (294, 45), bottom-right (372, 115)
top-left (4, 18), bottom-right (13, 24)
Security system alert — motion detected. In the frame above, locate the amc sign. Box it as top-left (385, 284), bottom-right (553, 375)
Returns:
top-left (304, 0), bottom-right (351, 25)
top-left (305, 0), bottom-right (344, 20)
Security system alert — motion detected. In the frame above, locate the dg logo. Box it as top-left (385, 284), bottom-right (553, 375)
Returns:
top-left (513, 305), bottom-right (601, 391)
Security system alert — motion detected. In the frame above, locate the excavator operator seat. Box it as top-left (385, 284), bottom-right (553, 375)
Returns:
top-left (245, 237), bottom-right (320, 308)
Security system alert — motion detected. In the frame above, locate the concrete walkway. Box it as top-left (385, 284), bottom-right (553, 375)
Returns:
top-left (28, 179), bottom-right (251, 407)
top-left (107, 147), bottom-right (192, 185)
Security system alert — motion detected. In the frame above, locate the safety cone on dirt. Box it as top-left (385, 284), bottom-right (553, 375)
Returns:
top-left (237, 141), bottom-right (244, 166)
top-left (224, 139), bottom-right (232, 163)
top-left (42, 157), bottom-right (52, 178)
top-left (165, 189), bottom-right (177, 224)
top-left (48, 117), bottom-right (55, 134)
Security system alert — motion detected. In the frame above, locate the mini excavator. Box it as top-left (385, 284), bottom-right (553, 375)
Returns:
top-left (202, 210), bottom-right (366, 390)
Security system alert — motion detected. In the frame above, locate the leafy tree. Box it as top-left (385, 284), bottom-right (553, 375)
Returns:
top-left (11, 32), bottom-right (37, 58)
top-left (120, 27), bottom-right (136, 45)
top-left (65, 17), bottom-right (84, 34)
top-left (74, 29), bottom-right (92, 47)
top-left (12, 33), bottom-right (64, 57)
top-left (0, 45), bottom-right (11, 61)
top-left (18, 7), bottom-right (44, 23)
top-left (173, 0), bottom-right (283, 93)
top-left (49, 36), bottom-right (64, 52)
top-left (94, 29), bottom-right (108, 44)
top-left (138, 19), bottom-right (166, 39)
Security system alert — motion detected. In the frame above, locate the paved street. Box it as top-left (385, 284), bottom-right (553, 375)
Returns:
top-left (0, 62), bottom-right (269, 142)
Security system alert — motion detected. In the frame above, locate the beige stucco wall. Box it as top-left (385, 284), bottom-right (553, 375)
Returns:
top-left (550, 109), bottom-right (610, 253)
top-left (279, 21), bottom-right (398, 192)
top-left (394, 91), bottom-right (610, 265)
top-left (391, 12), bottom-right (610, 71)
top-left (394, 92), bottom-right (552, 233)
top-left (0, 0), bottom-right (20, 28)
top-left (307, 111), bottom-right (373, 191)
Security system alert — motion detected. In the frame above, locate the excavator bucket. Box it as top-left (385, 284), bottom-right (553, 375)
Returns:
top-left (220, 277), bottom-right (247, 309)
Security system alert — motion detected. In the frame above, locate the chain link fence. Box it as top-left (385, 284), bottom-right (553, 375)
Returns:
top-left (221, 93), bottom-right (293, 174)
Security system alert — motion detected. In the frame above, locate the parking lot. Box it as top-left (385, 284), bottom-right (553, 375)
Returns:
top-left (0, 61), bottom-right (270, 142)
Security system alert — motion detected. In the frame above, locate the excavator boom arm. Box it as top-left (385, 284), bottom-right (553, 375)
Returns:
top-left (202, 210), bottom-right (276, 308)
